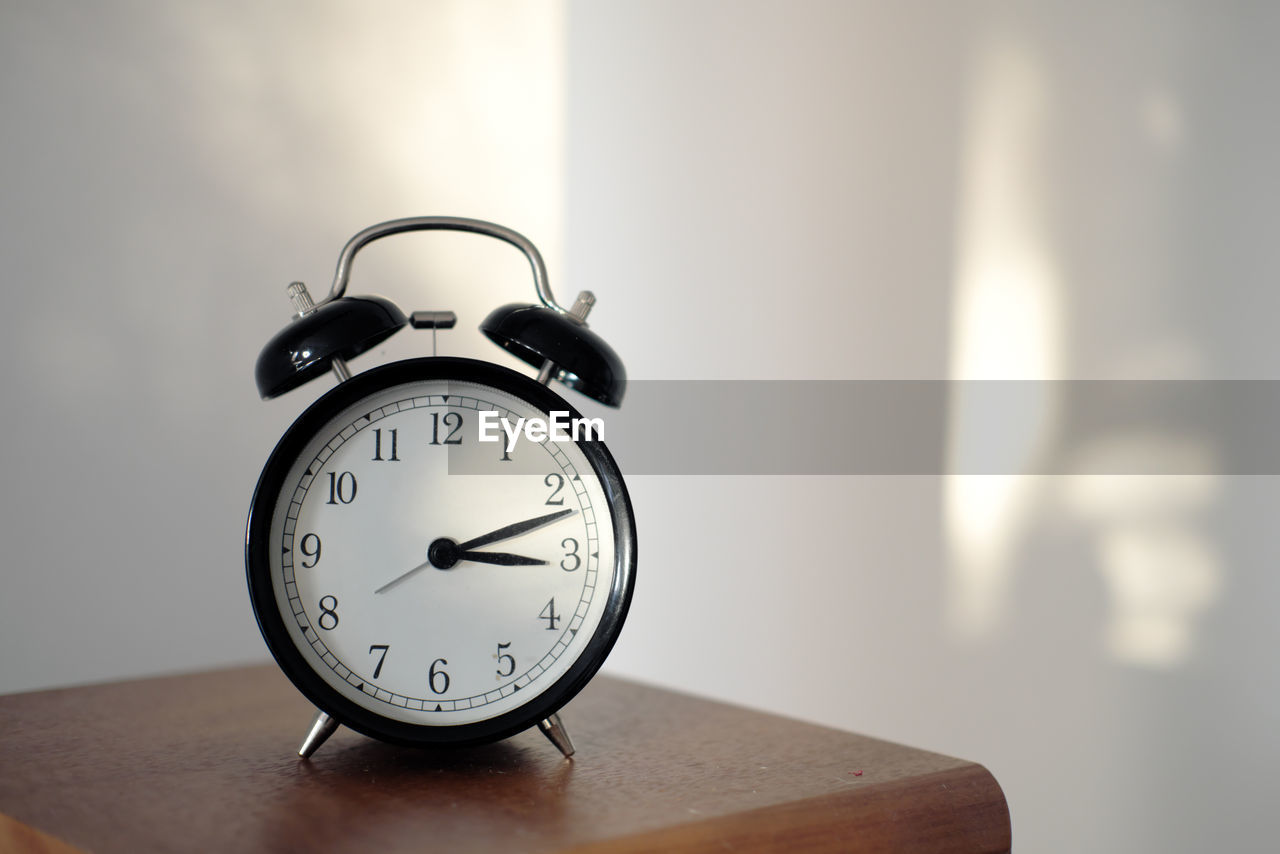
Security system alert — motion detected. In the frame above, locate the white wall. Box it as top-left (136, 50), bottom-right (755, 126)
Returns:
top-left (0, 0), bottom-right (565, 687)
top-left (567, 2), bottom-right (1279, 853)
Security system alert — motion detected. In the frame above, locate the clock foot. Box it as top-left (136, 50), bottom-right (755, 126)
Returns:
top-left (537, 713), bottom-right (575, 758)
top-left (297, 709), bottom-right (340, 759)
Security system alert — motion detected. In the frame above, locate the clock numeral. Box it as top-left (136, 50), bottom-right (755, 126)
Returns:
top-left (545, 472), bottom-right (566, 505)
top-left (560, 538), bottom-right (581, 572)
top-left (500, 444), bottom-right (512, 462)
top-left (429, 658), bottom-right (450, 694)
top-left (539, 598), bottom-right (560, 630)
top-left (298, 533), bottom-right (322, 568)
top-left (430, 412), bottom-right (463, 445)
top-left (372, 428), bottom-right (400, 461)
top-left (326, 471), bottom-right (357, 505)
top-left (368, 644), bottom-right (389, 679)
top-left (317, 595), bottom-right (339, 630)
top-left (494, 642), bottom-right (516, 679)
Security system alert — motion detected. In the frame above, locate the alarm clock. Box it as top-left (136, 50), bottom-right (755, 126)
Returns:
top-left (245, 217), bottom-right (636, 759)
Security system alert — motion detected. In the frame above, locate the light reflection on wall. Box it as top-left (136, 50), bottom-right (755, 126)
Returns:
top-left (946, 27), bottom-right (1221, 669)
top-left (946, 32), bottom-right (1062, 640)
top-left (1063, 440), bottom-right (1221, 669)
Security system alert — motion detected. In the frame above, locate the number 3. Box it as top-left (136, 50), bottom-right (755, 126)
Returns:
top-left (560, 538), bottom-right (581, 572)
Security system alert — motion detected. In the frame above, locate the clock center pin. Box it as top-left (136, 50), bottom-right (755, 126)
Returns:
top-left (427, 537), bottom-right (461, 570)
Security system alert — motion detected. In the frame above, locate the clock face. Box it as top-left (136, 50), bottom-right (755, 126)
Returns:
top-left (246, 358), bottom-right (636, 746)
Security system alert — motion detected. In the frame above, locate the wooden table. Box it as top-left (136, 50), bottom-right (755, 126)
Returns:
top-left (0, 666), bottom-right (1009, 853)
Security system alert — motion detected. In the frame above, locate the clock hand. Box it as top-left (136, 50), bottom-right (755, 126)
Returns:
top-left (456, 550), bottom-right (547, 566)
top-left (376, 536), bottom-right (553, 593)
top-left (375, 559), bottom-right (433, 595)
top-left (457, 508), bottom-right (576, 551)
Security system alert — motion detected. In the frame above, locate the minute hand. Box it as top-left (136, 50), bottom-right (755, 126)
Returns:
top-left (458, 508), bottom-right (576, 550)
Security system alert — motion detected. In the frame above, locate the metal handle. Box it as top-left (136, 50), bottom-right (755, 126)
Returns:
top-left (323, 216), bottom-right (569, 314)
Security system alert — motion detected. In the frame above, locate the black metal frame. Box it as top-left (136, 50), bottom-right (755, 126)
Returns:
top-left (245, 357), bottom-right (637, 747)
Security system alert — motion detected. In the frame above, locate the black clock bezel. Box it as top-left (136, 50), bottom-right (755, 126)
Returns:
top-left (245, 356), bottom-right (637, 748)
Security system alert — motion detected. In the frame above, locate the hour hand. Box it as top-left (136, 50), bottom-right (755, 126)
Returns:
top-left (457, 550), bottom-right (547, 566)
top-left (376, 542), bottom-right (546, 594)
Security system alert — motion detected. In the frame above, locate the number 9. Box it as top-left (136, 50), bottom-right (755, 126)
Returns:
top-left (299, 533), bottom-right (322, 568)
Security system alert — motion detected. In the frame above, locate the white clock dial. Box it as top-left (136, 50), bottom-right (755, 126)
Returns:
top-left (260, 372), bottom-right (623, 729)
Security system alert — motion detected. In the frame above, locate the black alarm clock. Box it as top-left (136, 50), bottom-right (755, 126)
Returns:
top-left (245, 217), bottom-right (636, 758)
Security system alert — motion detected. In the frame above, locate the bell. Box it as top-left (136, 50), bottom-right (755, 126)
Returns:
top-left (255, 288), bottom-right (407, 399)
top-left (481, 297), bottom-right (626, 407)
top-left (255, 218), bottom-right (628, 406)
